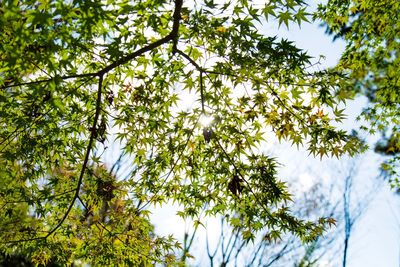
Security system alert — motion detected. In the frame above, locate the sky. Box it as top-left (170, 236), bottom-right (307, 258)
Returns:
top-left (143, 1), bottom-right (400, 266)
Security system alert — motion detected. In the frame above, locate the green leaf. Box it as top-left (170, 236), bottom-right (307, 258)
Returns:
top-left (278, 11), bottom-right (292, 28)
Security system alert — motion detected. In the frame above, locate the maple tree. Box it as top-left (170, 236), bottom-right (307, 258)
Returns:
top-left (0, 0), bottom-right (369, 265)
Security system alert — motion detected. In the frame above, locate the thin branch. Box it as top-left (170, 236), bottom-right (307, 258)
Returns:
top-left (247, 238), bottom-right (264, 266)
top-left (0, 189), bottom-right (75, 206)
top-left (0, 72), bottom-right (97, 90)
top-left (206, 219), bottom-right (222, 267)
top-left (265, 242), bottom-right (290, 267)
top-left (175, 46), bottom-right (327, 87)
top-left (200, 71), bottom-right (205, 112)
top-left (225, 229), bottom-right (242, 264)
top-left (175, 48), bottom-right (311, 142)
top-left (181, 219), bottom-right (200, 262)
top-left (44, 74), bottom-right (104, 238)
top-left (175, 49), bottom-right (203, 71)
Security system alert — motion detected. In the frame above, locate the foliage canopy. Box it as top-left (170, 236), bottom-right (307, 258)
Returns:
top-left (0, 0), bottom-right (364, 265)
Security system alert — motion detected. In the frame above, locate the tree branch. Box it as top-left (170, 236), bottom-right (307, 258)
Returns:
top-left (0, 73), bottom-right (97, 90)
top-left (175, 49), bottom-right (203, 71)
top-left (175, 48), bottom-right (309, 127)
top-left (1, 0), bottom-right (183, 90)
top-left (44, 73), bottom-right (104, 238)
top-left (97, 0), bottom-right (182, 75)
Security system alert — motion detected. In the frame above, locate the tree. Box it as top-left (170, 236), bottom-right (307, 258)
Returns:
top-left (317, 0), bottom-right (400, 187)
top-left (1, 0), bottom-right (363, 265)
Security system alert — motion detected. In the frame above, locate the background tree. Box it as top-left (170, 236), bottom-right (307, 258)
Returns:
top-left (317, 0), bottom-right (400, 187)
top-left (1, 0), bottom-right (365, 265)
top-left (181, 157), bottom-right (378, 266)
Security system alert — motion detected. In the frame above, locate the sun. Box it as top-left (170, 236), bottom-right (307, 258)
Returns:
top-left (199, 114), bottom-right (213, 127)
